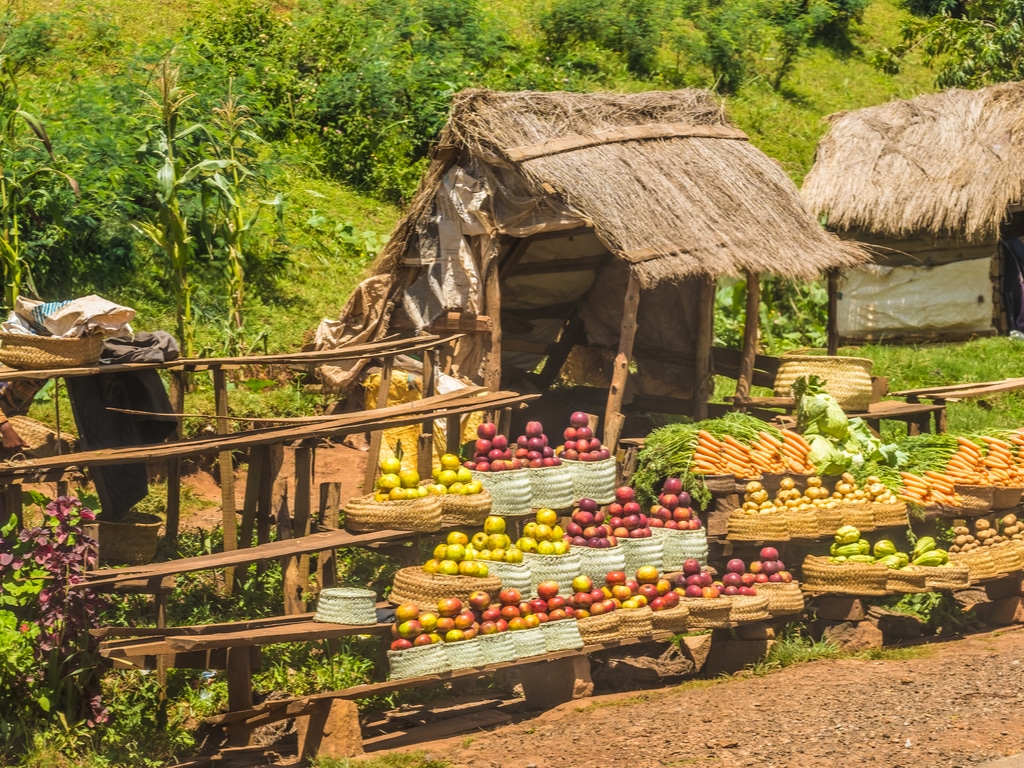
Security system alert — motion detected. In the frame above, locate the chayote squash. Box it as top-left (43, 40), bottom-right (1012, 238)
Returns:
top-left (834, 526), bottom-right (861, 545)
top-left (873, 539), bottom-right (897, 558)
top-left (912, 549), bottom-right (948, 567)
top-left (913, 537), bottom-right (937, 559)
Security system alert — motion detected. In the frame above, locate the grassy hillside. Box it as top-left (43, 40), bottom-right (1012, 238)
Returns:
top-left (6, 0), bottom-right (938, 359)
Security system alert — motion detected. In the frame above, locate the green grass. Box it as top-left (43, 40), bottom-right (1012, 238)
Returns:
top-left (315, 753), bottom-right (452, 768)
top-left (748, 627), bottom-right (842, 675)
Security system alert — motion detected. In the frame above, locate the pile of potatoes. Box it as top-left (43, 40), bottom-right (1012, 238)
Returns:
top-left (741, 476), bottom-right (838, 514)
top-left (949, 514), bottom-right (1023, 554)
top-left (832, 473), bottom-right (900, 505)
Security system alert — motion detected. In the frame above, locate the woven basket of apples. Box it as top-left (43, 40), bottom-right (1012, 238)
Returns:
top-left (514, 420), bottom-right (575, 509)
top-left (675, 559), bottom-right (738, 628)
top-left (467, 422), bottom-right (532, 516)
top-left (648, 477), bottom-right (708, 570)
top-left (608, 486), bottom-right (664, 573)
top-left (345, 456), bottom-right (443, 533)
top-left (390, 530), bottom-right (503, 606)
top-left (566, 497), bottom-right (627, 581)
top-left (517, 508), bottom-right (582, 596)
top-left (742, 547), bottom-right (803, 616)
top-left (559, 411), bottom-right (616, 504)
top-left (425, 452), bottom-right (490, 525)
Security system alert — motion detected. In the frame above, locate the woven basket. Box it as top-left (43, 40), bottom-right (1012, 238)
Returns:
top-left (989, 541), bottom-right (1023, 574)
top-left (754, 582), bottom-right (805, 616)
top-left (522, 551), bottom-right (583, 596)
top-left (510, 626), bottom-right (547, 658)
top-left (949, 549), bottom-right (999, 582)
top-left (650, 603), bottom-right (690, 633)
top-left (617, 605), bottom-right (654, 637)
top-left (443, 637), bottom-right (486, 670)
top-left (773, 354), bottom-right (874, 411)
top-left (97, 513), bottom-right (162, 565)
top-left (884, 568), bottom-right (928, 594)
top-left (482, 560), bottom-right (533, 593)
top-left (912, 564), bottom-right (971, 591)
top-left (344, 493), bottom-right (442, 533)
top-left (0, 331), bottom-right (103, 370)
top-left (564, 458), bottom-right (617, 504)
top-left (800, 556), bottom-right (889, 596)
top-left (541, 619), bottom-right (584, 652)
top-left (388, 643), bottom-right (450, 680)
top-left (726, 512), bottom-right (790, 542)
top-left (784, 509), bottom-right (820, 539)
top-left (992, 486), bottom-right (1024, 510)
top-left (870, 502), bottom-right (910, 528)
top-left (953, 485), bottom-right (994, 513)
top-left (471, 470), bottom-right (532, 517)
top-left (439, 490), bottom-right (492, 528)
top-left (836, 503), bottom-right (876, 532)
top-left (814, 507), bottom-right (844, 537)
top-left (729, 594), bottom-right (770, 623)
top-left (577, 612), bottom-right (620, 645)
top-left (477, 631), bottom-right (517, 664)
top-left (389, 567), bottom-right (502, 607)
top-left (703, 474), bottom-right (739, 495)
top-left (314, 588), bottom-right (378, 625)
top-left (528, 464), bottom-right (575, 509)
top-left (572, 545), bottom-right (627, 583)
top-left (0, 416), bottom-right (77, 460)
top-left (654, 528), bottom-right (709, 571)
top-left (618, 536), bottom-right (665, 574)
top-left (682, 597), bottom-right (734, 629)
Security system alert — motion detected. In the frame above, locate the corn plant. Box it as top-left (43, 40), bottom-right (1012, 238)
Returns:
top-left (134, 61), bottom-right (229, 357)
top-left (204, 88), bottom-right (282, 355)
top-left (0, 47), bottom-right (77, 309)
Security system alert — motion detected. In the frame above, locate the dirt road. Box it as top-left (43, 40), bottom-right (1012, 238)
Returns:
top-left (398, 626), bottom-right (1024, 768)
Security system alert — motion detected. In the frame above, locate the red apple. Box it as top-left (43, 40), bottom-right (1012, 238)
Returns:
top-left (726, 558), bottom-right (746, 574)
top-left (685, 584), bottom-right (703, 598)
top-left (662, 477), bottom-right (683, 495)
top-left (537, 581), bottom-right (560, 600)
top-left (547, 596), bottom-right (567, 611)
top-left (391, 638), bottom-right (413, 651)
top-left (500, 605), bottom-right (520, 620)
top-left (468, 590), bottom-right (491, 611)
top-left (638, 583), bottom-right (660, 602)
top-left (478, 422), bottom-right (497, 440)
top-left (723, 585), bottom-right (740, 596)
top-left (760, 546), bottom-right (779, 561)
top-left (529, 598), bottom-right (548, 615)
top-left (499, 589), bottom-right (521, 606)
top-left (437, 598), bottom-right (463, 617)
top-left (606, 571), bottom-right (627, 586)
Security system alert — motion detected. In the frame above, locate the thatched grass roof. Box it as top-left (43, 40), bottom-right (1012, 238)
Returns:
top-left (377, 88), bottom-right (865, 287)
top-left (802, 82), bottom-right (1024, 243)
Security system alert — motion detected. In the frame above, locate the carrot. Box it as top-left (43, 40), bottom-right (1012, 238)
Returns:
top-left (956, 437), bottom-right (982, 454)
top-left (781, 430), bottom-right (810, 450)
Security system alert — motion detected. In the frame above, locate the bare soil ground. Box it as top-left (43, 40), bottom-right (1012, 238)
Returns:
top-left (388, 626), bottom-right (1024, 768)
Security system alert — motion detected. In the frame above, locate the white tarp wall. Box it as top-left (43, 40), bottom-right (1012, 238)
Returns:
top-left (837, 259), bottom-right (995, 338)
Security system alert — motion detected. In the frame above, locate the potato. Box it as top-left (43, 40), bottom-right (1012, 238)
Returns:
top-left (1002, 514), bottom-right (1018, 527)
top-left (954, 534), bottom-right (969, 546)
top-left (975, 518), bottom-right (992, 531)
top-left (949, 544), bottom-right (961, 554)
top-left (954, 525), bottom-right (970, 535)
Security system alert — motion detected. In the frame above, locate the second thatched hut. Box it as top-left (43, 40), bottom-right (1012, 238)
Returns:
top-left (802, 82), bottom-right (1024, 345)
top-left (319, 88), bottom-right (865, 446)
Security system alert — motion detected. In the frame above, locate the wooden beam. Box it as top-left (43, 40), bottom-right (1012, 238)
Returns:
top-left (693, 276), bottom-right (716, 420)
top-left (289, 443), bottom-right (313, 614)
top-left (165, 369), bottom-right (186, 542)
top-left (536, 312), bottom-right (585, 391)
top-left (506, 255), bottom-right (609, 277)
top-left (484, 258), bottom-right (502, 392)
top-left (504, 123), bottom-right (748, 163)
top-left (317, 482), bottom-right (341, 590)
top-left (425, 312), bottom-right (492, 333)
top-left (734, 270), bottom-right (761, 402)
top-left (417, 349), bottom-right (436, 479)
top-left (213, 367), bottom-right (237, 594)
top-left (827, 268), bottom-right (839, 356)
top-left (603, 270), bottom-right (641, 449)
top-left (238, 446), bottom-right (265, 550)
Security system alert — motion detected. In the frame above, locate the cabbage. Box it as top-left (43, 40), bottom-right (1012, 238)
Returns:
top-left (794, 375), bottom-right (849, 439)
top-left (807, 433), bottom-right (850, 475)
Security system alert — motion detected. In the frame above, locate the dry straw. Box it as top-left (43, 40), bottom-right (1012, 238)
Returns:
top-left (803, 82), bottom-right (1024, 243)
top-left (375, 88), bottom-right (864, 286)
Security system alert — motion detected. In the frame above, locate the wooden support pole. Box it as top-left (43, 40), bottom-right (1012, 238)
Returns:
top-left (165, 369), bottom-right (187, 542)
top-left (214, 367), bottom-right (238, 594)
top-left (827, 268), bottom-right (840, 356)
top-left (289, 443), bottom-right (313, 613)
top-left (693, 276), bottom-right (716, 420)
top-left (484, 258), bottom-right (503, 393)
top-left (734, 270), bottom-right (761, 402)
top-left (255, 445), bottom-right (282, 576)
top-left (536, 312), bottom-right (583, 391)
top-left (603, 270), bottom-right (641, 450)
top-left (363, 356), bottom-right (394, 495)
top-left (446, 413), bottom-right (462, 456)
top-left (317, 482), bottom-right (342, 590)
top-left (239, 446), bottom-right (266, 549)
top-left (418, 349), bottom-right (436, 478)
top-left (226, 646), bottom-right (253, 744)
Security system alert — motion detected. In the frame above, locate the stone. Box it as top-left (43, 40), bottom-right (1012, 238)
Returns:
top-left (680, 633), bottom-right (713, 672)
top-left (297, 698), bottom-right (363, 760)
top-left (822, 620), bottom-right (883, 652)
top-left (975, 596), bottom-right (1024, 626)
top-left (705, 638), bottom-right (773, 676)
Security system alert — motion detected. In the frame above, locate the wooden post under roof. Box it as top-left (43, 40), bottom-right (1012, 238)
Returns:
top-left (213, 367), bottom-right (237, 594)
top-left (484, 257), bottom-right (502, 393)
top-left (734, 270), bottom-right (761, 402)
top-left (827, 268), bottom-right (840, 356)
top-left (603, 270), bottom-right (641, 450)
top-left (693, 276), bottom-right (716, 420)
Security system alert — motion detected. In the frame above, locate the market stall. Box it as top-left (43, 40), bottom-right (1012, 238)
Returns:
top-left (315, 88), bottom-right (866, 449)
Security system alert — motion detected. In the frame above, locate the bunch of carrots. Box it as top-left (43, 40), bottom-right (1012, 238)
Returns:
top-left (945, 436), bottom-right (1024, 487)
top-left (898, 470), bottom-right (962, 506)
top-left (691, 430), bottom-right (813, 476)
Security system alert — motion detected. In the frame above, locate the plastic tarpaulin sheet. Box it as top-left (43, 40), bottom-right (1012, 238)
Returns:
top-left (837, 260), bottom-right (994, 337)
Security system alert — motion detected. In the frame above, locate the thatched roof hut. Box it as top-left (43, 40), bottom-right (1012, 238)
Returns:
top-left (803, 83), bottom-right (1024, 343)
top-left (320, 88), bottom-right (866, 445)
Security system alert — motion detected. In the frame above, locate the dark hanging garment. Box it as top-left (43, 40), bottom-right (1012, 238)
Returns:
top-left (65, 333), bottom-right (179, 520)
top-left (1001, 237), bottom-right (1024, 332)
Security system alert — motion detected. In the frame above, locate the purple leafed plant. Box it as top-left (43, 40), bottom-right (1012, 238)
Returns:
top-left (0, 496), bottom-right (109, 737)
